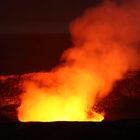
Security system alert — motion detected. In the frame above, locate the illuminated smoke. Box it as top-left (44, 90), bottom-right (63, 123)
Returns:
top-left (17, 0), bottom-right (140, 122)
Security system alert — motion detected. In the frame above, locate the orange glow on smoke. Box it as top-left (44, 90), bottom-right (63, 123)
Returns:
top-left (17, 0), bottom-right (140, 122)
top-left (18, 68), bottom-right (104, 122)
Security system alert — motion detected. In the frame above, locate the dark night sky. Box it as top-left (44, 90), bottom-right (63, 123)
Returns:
top-left (0, 0), bottom-right (100, 34)
top-left (0, 0), bottom-right (101, 74)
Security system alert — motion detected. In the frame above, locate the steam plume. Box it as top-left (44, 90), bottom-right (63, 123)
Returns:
top-left (17, 0), bottom-right (140, 121)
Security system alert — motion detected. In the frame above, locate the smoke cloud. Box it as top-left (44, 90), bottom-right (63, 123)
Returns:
top-left (17, 0), bottom-right (140, 121)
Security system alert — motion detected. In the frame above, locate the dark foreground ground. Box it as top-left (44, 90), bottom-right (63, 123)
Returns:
top-left (0, 120), bottom-right (140, 140)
